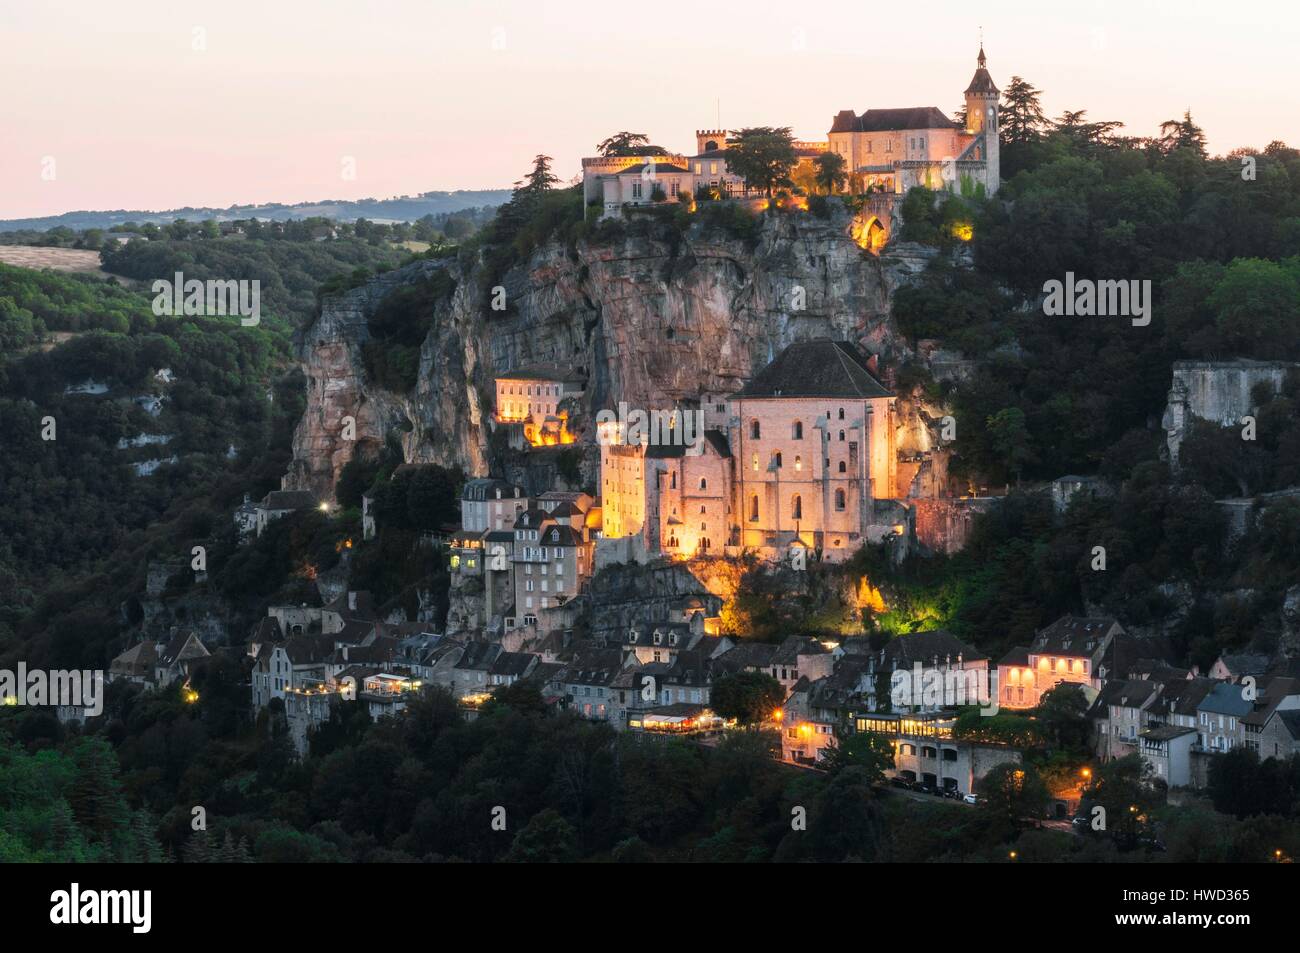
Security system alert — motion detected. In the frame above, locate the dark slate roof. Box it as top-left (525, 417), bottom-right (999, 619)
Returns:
top-left (283, 635), bottom-right (334, 665)
top-left (621, 162), bottom-right (692, 176)
top-left (773, 635), bottom-right (830, 666)
top-left (562, 647), bottom-right (624, 686)
top-left (496, 363), bottom-right (586, 384)
top-left (964, 48), bottom-right (1000, 95)
top-left (461, 478), bottom-right (524, 502)
top-left (999, 646), bottom-right (1031, 667)
top-left (490, 651), bottom-right (537, 678)
top-left (455, 641), bottom-right (502, 671)
top-left (830, 106), bottom-right (959, 134)
top-left (1031, 616), bottom-right (1120, 658)
top-left (877, 629), bottom-right (986, 667)
top-left (254, 616), bottom-right (284, 642)
top-left (1197, 682), bottom-right (1254, 717)
top-left (704, 430), bottom-right (730, 457)
top-left (1277, 710), bottom-right (1300, 739)
top-left (714, 642), bottom-right (779, 672)
top-left (261, 490), bottom-right (317, 511)
top-left (1087, 678), bottom-right (1159, 718)
top-left (540, 524), bottom-right (582, 547)
top-left (732, 340), bottom-right (891, 400)
top-left (158, 631), bottom-right (209, 667)
top-left (513, 507), bottom-right (550, 530)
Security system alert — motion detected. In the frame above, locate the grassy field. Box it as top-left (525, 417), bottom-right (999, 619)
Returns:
top-left (0, 245), bottom-right (106, 274)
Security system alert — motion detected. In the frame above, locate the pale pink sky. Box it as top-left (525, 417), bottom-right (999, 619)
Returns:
top-left (2, 0), bottom-right (1296, 219)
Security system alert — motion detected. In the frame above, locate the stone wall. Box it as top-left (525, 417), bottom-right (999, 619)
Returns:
top-left (911, 497), bottom-right (999, 555)
top-left (1162, 360), bottom-right (1299, 466)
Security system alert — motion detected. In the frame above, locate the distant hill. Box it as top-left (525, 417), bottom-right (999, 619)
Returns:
top-left (0, 190), bottom-right (513, 232)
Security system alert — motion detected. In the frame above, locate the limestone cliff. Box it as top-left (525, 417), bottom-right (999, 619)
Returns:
top-left (285, 206), bottom-right (938, 499)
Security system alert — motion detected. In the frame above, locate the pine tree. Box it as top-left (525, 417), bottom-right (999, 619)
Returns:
top-left (999, 77), bottom-right (1049, 145)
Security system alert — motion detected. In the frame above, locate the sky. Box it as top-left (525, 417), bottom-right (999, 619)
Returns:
top-left (1, 0), bottom-right (1297, 219)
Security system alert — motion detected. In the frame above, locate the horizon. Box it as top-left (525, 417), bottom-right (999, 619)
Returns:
top-left (3, 0), bottom-right (1297, 220)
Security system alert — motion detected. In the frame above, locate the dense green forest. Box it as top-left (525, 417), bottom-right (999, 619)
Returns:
top-left (0, 262), bottom-right (304, 672)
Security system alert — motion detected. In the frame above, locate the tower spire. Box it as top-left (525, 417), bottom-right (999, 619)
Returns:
top-left (977, 26), bottom-right (986, 68)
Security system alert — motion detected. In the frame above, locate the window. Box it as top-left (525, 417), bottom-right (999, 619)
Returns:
top-left (750, 495), bottom-right (759, 521)
top-left (834, 489), bottom-right (846, 510)
top-left (794, 455), bottom-right (802, 472)
top-left (792, 421), bottom-right (803, 439)
top-left (838, 461), bottom-right (846, 473)
top-left (699, 477), bottom-right (707, 490)
top-left (631, 182), bottom-right (642, 199)
top-left (751, 453), bottom-right (759, 471)
top-left (750, 420), bottom-right (761, 439)
top-left (838, 407), bottom-right (845, 420)
top-left (670, 471), bottom-right (676, 489)
top-left (773, 451), bottom-right (782, 468)
top-left (792, 495), bottom-right (802, 520)
top-left (838, 430), bottom-right (845, 441)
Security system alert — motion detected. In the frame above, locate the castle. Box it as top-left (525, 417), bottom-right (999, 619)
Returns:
top-left (582, 47), bottom-right (1001, 222)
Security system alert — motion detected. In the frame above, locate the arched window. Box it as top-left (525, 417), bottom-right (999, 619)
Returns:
top-left (750, 420), bottom-right (761, 439)
top-left (774, 452), bottom-right (782, 469)
top-left (838, 460), bottom-right (846, 473)
top-left (838, 407), bottom-right (845, 420)
top-left (839, 430), bottom-right (845, 441)
top-left (699, 477), bottom-right (707, 490)
top-left (834, 489), bottom-right (846, 511)
top-left (792, 421), bottom-right (803, 440)
top-left (792, 495), bottom-right (802, 520)
top-left (750, 495), bottom-right (759, 521)
top-left (795, 455), bottom-right (802, 472)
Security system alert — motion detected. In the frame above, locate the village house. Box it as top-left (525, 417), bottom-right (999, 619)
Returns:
top-left (493, 364), bottom-right (584, 447)
top-left (255, 489), bottom-right (318, 536)
top-left (997, 616), bottom-right (1122, 710)
top-left (154, 630), bottom-right (211, 688)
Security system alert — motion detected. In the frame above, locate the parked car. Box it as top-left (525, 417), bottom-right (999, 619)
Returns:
top-left (889, 776), bottom-right (910, 789)
top-left (962, 794), bottom-right (979, 805)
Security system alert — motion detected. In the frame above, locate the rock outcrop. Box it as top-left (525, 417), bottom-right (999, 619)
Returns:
top-left (286, 206), bottom-right (937, 500)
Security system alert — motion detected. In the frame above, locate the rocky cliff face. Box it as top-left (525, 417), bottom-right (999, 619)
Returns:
top-left (286, 206), bottom-right (937, 499)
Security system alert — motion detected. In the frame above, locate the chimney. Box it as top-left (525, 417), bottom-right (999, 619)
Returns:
top-left (866, 353), bottom-right (879, 374)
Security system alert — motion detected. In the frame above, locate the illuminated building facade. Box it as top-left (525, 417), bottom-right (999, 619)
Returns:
top-left (827, 47), bottom-right (1001, 198)
top-left (997, 616), bottom-right (1122, 710)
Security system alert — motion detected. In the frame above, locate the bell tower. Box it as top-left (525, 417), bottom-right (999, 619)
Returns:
top-left (963, 44), bottom-right (1000, 194)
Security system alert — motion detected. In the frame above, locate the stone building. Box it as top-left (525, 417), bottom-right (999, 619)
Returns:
top-left (827, 47), bottom-right (1001, 200)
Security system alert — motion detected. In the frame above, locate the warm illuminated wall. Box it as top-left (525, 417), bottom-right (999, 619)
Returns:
top-left (729, 396), bottom-right (897, 557)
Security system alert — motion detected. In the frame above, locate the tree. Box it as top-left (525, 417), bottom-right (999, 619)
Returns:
top-left (723, 127), bottom-right (798, 197)
top-left (506, 809), bottom-right (576, 862)
top-left (979, 762), bottom-right (1050, 836)
top-left (1036, 683), bottom-right (1091, 752)
top-left (821, 730), bottom-right (894, 782)
top-left (999, 76), bottom-right (1049, 145)
top-left (516, 155), bottom-right (558, 197)
top-left (709, 671), bottom-right (785, 725)
top-left (596, 132), bottom-right (665, 157)
top-left (1159, 110), bottom-right (1208, 157)
top-left (986, 406), bottom-right (1037, 482)
top-left (813, 151), bottom-right (847, 195)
